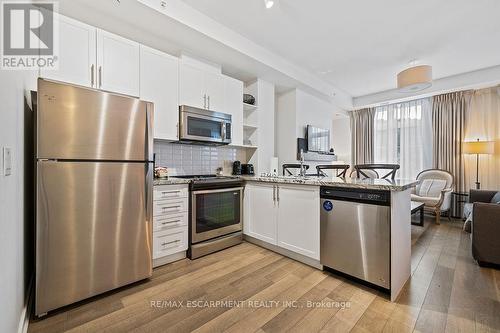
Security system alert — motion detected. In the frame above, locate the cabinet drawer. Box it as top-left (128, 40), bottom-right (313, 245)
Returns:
top-left (153, 213), bottom-right (188, 232)
top-left (153, 199), bottom-right (187, 216)
top-left (154, 185), bottom-right (188, 201)
top-left (153, 227), bottom-right (188, 259)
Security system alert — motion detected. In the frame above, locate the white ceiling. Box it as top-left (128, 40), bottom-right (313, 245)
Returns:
top-left (182, 0), bottom-right (500, 97)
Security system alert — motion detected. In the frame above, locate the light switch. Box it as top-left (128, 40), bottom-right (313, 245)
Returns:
top-left (3, 147), bottom-right (12, 176)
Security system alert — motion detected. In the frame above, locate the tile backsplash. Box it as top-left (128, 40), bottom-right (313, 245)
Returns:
top-left (154, 141), bottom-right (247, 176)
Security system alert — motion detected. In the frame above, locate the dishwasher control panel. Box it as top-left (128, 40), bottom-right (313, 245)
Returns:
top-left (320, 187), bottom-right (390, 206)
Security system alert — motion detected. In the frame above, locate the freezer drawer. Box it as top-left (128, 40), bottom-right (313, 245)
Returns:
top-left (36, 160), bottom-right (153, 315)
top-left (320, 198), bottom-right (390, 289)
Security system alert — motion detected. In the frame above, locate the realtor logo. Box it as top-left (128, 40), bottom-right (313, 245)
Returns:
top-left (1, 1), bottom-right (58, 69)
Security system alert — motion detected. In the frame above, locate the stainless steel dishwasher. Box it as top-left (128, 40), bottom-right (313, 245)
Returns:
top-left (320, 186), bottom-right (391, 289)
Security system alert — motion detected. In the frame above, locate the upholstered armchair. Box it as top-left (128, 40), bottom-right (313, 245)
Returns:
top-left (411, 169), bottom-right (454, 224)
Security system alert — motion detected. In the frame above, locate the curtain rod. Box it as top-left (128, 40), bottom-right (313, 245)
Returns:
top-left (349, 83), bottom-right (500, 111)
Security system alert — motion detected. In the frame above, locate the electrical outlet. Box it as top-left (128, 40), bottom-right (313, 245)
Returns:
top-left (3, 147), bottom-right (12, 176)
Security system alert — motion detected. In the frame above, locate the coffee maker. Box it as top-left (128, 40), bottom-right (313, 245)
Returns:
top-left (232, 161), bottom-right (242, 175)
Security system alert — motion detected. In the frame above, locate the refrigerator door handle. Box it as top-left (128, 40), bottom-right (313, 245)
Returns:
top-left (146, 103), bottom-right (154, 161)
top-left (145, 162), bottom-right (153, 259)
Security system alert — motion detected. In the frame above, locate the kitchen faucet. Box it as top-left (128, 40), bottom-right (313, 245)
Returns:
top-left (299, 149), bottom-right (306, 177)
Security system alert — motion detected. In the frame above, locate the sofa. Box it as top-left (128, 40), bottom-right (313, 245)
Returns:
top-left (463, 189), bottom-right (500, 266)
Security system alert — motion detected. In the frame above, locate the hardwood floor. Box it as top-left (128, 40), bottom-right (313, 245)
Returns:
top-left (29, 217), bottom-right (500, 333)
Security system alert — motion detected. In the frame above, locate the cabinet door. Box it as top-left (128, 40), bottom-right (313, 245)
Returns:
top-left (179, 64), bottom-right (205, 109)
top-left (140, 46), bottom-right (179, 140)
top-left (277, 185), bottom-right (320, 259)
top-left (223, 75), bottom-right (243, 146)
top-left (40, 15), bottom-right (96, 87)
top-left (204, 72), bottom-right (224, 112)
top-left (97, 30), bottom-right (140, 96)
top-left (243, 183), bottom-right (277, 245)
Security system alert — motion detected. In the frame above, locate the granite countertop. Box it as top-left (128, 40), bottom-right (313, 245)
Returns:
top-left (153, 178), bottom-right (192, 186)
top-left (240, 175), bottom-right (419, 191)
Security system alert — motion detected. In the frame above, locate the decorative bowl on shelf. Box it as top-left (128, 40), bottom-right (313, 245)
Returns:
top-left (243, 94), bottom-right (255, 105)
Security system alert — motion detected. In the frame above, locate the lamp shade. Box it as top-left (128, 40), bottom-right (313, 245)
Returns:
top-left (397, 65), bottom-right (432, 92)
top-left (463, 140), bottom-right (494, 155)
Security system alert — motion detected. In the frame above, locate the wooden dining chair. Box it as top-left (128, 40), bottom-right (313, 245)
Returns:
top-left (353, 164), bottom-right (400, 180)
top-left (316, 164), bottom-right (350, 177)
top-left (283, 164), bottom-right (310, 176)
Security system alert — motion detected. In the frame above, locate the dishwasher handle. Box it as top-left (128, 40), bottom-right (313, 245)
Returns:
top-left (320, 187), bottom-right (391, 206)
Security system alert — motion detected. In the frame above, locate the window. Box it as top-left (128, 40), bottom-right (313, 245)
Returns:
top-left (374, 98), bottom-right (432, 179)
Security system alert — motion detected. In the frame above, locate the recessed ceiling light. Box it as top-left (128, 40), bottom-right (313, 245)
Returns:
top-left (264, 0), bottom-right (274, 9)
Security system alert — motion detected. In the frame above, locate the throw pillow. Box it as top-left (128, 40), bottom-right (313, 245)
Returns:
top-left (418, 179), bottom-right (447, 197)
top-left (490, 192), bottom-right (500, 204)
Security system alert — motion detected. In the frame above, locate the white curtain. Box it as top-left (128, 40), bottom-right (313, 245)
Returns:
top-left (465, 87), bottom-right (500, 190)
top-left (374, 98), bottom-right (433, 179)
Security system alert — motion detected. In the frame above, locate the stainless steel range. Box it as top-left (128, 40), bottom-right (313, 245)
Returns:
top-left (172, 175), bottom-right (244, 259)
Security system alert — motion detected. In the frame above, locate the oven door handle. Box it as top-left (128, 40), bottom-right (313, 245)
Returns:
top-left (192, 187), bottom-right (244, 195)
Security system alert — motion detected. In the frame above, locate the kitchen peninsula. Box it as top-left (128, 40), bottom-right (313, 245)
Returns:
top-left (242, 175), bottom-right (419, 301)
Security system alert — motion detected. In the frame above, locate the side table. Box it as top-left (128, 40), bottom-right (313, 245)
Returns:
top-left (451, 192), bottom-right (469, 218)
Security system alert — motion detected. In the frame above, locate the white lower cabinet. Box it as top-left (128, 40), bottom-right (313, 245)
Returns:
top-left (152, 184), bottom-right (189, 267)
top-left (244, 183), bottom-right (320, 260)
top-left (276, 185), bottom-right (320, 260)
top-left (243, 183), bottom-right (277, 244)
top-left (153, 227), bottom-right (188, 260)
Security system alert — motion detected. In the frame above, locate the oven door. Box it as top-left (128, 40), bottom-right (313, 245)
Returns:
top-left (191, 187), bottom-right (243, 243)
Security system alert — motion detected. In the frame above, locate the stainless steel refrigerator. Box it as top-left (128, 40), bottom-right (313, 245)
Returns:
top-left (35, 78), bottom-right (154, 316)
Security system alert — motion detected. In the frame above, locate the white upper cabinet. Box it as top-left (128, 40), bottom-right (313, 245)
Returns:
top-left (97, 29), bottom-right (140, 96)
top-left (140, 46), bottom-right (179, 141)
top-left (223, 75), bottom-right (244, 146)
top-left (179, 64), bottom-right (205, 109)
top-left (179, 63), bottom-right (224, 112)
top-left (244, 183), bottom-right (277, 245)
top-left (204, 71), bottom-right (224, 111)
top-left (276, 185), bottom-right (320, 260)
top-left (40, 15), bottom-right (96, 88)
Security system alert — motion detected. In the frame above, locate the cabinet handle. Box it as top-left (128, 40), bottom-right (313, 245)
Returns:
top-left (273, 185), bottom-right (276, 203)
top-left (277, 186), bottom-right (280, 203)
top-left (161, 219), bottom-right (181, 225)
top-left (90, 64), bottom-right (95, 87)
top-left (161, 240), bottom-right (180, 246)
top-left (203, 94), bottom-right (207, 109)
top-left (161, 190), bottom-right (180, 195)
top-left (98, 66), bottom-right (102, 88)
top-left (161, 205), bottom-right (180, 211)
top-left (207, 95), bottom-right (210, 109)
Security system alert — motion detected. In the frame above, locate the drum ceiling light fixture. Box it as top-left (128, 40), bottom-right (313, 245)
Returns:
top-left (397, 64), bottom-right (433, 93)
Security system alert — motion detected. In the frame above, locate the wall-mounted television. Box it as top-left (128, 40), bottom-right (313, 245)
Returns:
top-left (307, 125), bottom-right (330, 153)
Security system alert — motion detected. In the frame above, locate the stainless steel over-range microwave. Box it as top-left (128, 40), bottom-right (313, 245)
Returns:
top-left (179, 105), bottom-right (232, 144)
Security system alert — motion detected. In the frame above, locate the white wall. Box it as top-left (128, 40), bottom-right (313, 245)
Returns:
top-left (276, 88), bottom-right (345, 171)
top-left (276, 90), bottom-right (297, 167)
top-left (0, 70), bottom-right (36, 333)
top-left (331, 116), bottom-right (352, 165)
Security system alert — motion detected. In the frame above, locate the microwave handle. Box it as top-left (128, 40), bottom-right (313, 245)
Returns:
top-left (221, 121), bottom-right (226, 140)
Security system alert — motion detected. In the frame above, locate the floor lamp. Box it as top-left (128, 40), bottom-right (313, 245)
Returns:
top-left (463, 139), bottom-right (494, 189)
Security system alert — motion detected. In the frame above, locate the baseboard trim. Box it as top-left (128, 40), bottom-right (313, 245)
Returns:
top-left (153, 251), bottom-right (186, 268)
top-left (18, 275), bottom-right (34, 333)
top-left (243, 235), bottom-right (323, 270)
